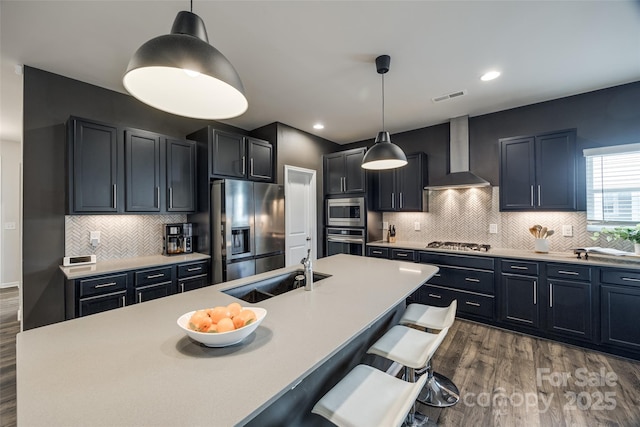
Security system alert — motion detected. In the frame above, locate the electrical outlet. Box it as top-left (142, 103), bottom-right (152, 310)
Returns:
top-left (90, 231), bottom-right (101, 247)
top-left (383, 221), bottom-right (389, 230)
top-left (489, 224), bottom-right (498, 234)
top-left (4, 222), bottom-right (16, 230)
top-left (414, 222), bottom-right (421, 231)
top-left (562, 225), bottom-right (573, 237)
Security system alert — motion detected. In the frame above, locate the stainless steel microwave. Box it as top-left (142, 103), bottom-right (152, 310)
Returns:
top-left (326, 197), bottom-right (365, 227)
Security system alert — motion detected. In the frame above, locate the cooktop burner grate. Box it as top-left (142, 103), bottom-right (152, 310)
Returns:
top-left (426, 241), bottom-right (491, 252)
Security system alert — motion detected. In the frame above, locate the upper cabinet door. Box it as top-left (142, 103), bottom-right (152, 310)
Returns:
top-left (535, 130), bottom-right (576, 210)
top-left (125, 129), bottom-right (161, 212)
top-left (68, 117), bottom-right (120, 213)
top-left (397, 153), bottom-right (427, 211)
top-left (323, 148), bottom-right (366, 196)
top-left (500, 137), bottom-right (536, 210)
top-left (211, 130), bottom-right (246, 178)
top-left (500, 129), bottom-right (576, 211)
top-left (166, 139), bottom-right (196, 212)
top-left (374, 169), bottom-right (396, 211)
top-left (247, 137), bottom-right (273, 182)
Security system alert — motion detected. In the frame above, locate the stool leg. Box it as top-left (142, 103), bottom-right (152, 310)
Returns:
top-left (417, 361), bottom-right (460, 408)
top-left (403, 367), bottom-right (433, 427)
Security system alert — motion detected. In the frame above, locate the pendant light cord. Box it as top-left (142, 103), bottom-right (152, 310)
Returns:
top-left (190, 0), bottom-right (193, 12)
top-left (381, 73), bottom-right (385, 132)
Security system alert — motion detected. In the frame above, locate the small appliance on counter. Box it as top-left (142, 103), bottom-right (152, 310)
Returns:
top-left (164, 223), bottom-right (193, 255)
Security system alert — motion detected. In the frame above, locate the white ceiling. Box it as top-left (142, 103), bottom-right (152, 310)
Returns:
top-left (1, 1), bottom-right (640, 145)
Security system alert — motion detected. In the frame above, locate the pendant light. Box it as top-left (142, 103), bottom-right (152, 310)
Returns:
top-left (361, 55), bottom-right (407, 170)
top-left (123, 1), bottom-right (248, 119)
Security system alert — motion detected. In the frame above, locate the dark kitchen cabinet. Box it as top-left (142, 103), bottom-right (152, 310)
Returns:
top-left (79, 291), bottom-right (127, 317)
top-left (166, 139), bottom-right (196, 212)
top-left (67, 272), bottom-right (128, 318)
top-left (367, 246), bottom-right (389, 259)
top-left (372, 153), bottom-right (428, 212)
top-left (190, 127), bottom-right (274, 182)
top-left (324, 148), bottom-right (366, 195)
top-left (177, 261), bottom-right (210, 293)
top-left (67, 117), bottom-right (120, 213)
top-left (499, 129), bottom-right (576, 211)
top-left (546, 264), bottom-right (593, 341)
top-left (134, 266), bottom-right (174, 304)
top-left (499, 260), bottom-right (540, 328)
top-left (125, 129), bottom-right (162, 212)
top-left (601, 268), bottom-right (640, 351)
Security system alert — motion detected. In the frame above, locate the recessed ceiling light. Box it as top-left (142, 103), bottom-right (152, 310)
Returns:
top-left (313, 123), bottom-right (325, 130)
top-left (481, 71), bottom-right (501, 81)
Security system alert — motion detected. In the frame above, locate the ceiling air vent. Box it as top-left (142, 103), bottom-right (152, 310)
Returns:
top-left (432, 89), bottom-right (467, 103)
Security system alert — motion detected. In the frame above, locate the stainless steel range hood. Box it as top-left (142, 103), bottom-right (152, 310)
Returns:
top-left (424, 115), bottom-right (490, 190)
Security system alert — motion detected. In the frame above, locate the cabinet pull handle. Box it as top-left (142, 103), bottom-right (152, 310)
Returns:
top-left (549, 283), bottom-right (553, 307)
top-left (372, 250), bottom-right (382, 254)
top-left (121, 296), bottom-right (126, 307)
top-left (95, 282), bottom-right (117, 288)
top-left (242, 156), bottom-right (246, 175)
top-left (138, 292), bottom-right (142, 303)
top-left (169, 187), bottom-right (173, 209)
top-left (391, 193), bottom-right (395, 209)
top-left (434, 273), bottom-right (441, 277)
top-left (397, 253), bottom-right (408, 257)
top-left (400, 192), bottom-right (403, 209)
top-left (538, 185), bottom-right (542, 206)
top-left (510, 265), bottom-right (528, 270)
top-left (530, 185), bottom-right (534, 207)
top-left (428, 293), bottom-right (442, 299)
top-left (343, 177), bottom-right (346, 192)
top-left (180, 282), bottom-right (185, 293)
top-left (622, 277), bottom-right (640, 283)
top-left (147, 273), bottom-right (164, 279)
top-left (187, 267), bottom-right (202, 272)
top-left (533, 280), bottom-right (537, 305)
top-left (465, 301), bottom-right (480, 307)
top-left (250, 158), bottom-right (254, 176)
top-left (558, 270), bottom-right (579, 276)
top-left (465, 277), bottom-right (480, 283)
top-left (156, 186), bottom-right (160, 208)
top-left (113, 184), bottom-right (117, 209)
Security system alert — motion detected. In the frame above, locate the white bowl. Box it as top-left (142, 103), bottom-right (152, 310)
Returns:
top-left (177, 307), bottom-right (267, 347)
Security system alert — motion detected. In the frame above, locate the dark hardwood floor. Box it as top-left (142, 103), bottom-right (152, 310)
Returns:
top-left (0, 287), bottom-right (19, 427)
top-left (1, 286), bottom-right (639, 427)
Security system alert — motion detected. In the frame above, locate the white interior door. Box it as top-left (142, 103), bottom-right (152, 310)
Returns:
top-left (284, 165), bottom-right (317, 267)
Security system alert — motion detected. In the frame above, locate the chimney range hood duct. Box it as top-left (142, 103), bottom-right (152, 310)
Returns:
top-left (424, 115), bottom-right (490, 190)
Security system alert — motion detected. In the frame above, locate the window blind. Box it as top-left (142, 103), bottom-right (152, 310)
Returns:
top-left (584, 144), bottom-right (640, 229)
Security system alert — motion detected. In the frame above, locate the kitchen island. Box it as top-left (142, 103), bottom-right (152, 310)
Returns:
top-left (17, 254), bottom-right (438, 426)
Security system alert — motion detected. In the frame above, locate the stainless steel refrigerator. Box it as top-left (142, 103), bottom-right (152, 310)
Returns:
top-left (211, 179), bottom-right (285, 283)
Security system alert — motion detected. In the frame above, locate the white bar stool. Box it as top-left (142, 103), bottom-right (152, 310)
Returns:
top-left (367, 325), bottom-right (449, 426)
top-left (311, 364), bottom-right (428, 427)
top-left (399, 300), bottom-right (459, 407)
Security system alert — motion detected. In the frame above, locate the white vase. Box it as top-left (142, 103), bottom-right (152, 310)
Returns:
top-left (635, 243), bottom-right (640, 255)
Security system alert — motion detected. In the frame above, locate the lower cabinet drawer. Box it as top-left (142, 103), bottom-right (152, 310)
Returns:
top-left (420, 285), bottom-right (494, 320)
top-left (79, 290), bottom-right (126, 317)
top-left (428, 266), bottom-right (494, 295)
top-left (178, 262), bottom-right (209, 278)
top-left (178, 275), bottom-right (208, 293)
top-left (135, 267), bottom-right (173, 287)
top-left (367, 246), bottom-right (389, 258)
top-left (601, 269), bottom-right (640, 287)
top-left (391, 249), bottom-right (415, 262)
top-left (79, 274), bottom-right (127, 298)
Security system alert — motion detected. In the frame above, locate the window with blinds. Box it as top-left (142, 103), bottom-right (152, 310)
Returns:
top-left (584, 143), bottom-right (640, 230)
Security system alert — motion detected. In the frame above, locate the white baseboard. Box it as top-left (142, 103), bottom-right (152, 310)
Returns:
top-left (0, 281), bottom-right (19, 289)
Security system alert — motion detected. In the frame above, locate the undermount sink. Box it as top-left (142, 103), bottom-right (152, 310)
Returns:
top-left (222, 270), bottom-right (332, 303)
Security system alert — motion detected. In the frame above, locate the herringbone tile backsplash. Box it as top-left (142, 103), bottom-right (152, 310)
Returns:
top-left (65, 215), bottom-right (187, 260)
top-left (383, 187), bottom-right (636, 253)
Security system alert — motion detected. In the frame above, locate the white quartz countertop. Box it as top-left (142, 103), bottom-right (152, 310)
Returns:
top-left (368, 240), bottom-right (640, 270)
top-left (17, 254), bottom-right (438, 426)
top-left (60, 252), bottom-right (211, 279)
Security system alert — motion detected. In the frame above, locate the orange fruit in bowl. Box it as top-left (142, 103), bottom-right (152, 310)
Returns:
top-left (189, 310), bottom-right (212, 332)
top-left (227, 302), bottom-right (242, 318)
top-left (209, 306), bottom-right (232, 324)
top-left (216, 317), bottom-right (235, 333)
top-left (233, 309), bottom-right (257, 329)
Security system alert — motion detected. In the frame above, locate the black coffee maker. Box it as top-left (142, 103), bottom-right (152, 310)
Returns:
top-left (163, 223), bottom-right (193, 255)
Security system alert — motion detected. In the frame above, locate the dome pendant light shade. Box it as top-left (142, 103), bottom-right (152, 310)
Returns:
top-left (362, 55), bottom-right (407, 170)
top-left (123, 11), bottom-right (248, 120)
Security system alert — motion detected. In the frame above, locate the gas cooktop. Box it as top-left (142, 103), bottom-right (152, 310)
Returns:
top-left (426, 241), bottom-right (491, 252)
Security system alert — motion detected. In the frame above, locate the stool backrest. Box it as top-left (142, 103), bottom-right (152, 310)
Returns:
top-left (442, 300), bottom-right (457, 329)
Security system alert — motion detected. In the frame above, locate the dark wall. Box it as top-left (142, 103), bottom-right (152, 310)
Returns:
top-left (251, 122), bottom-right (339, 256)
top-left (345, 81), bottom-right (640, 194)
top-left (22, 66), bottom-right (246, 329)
